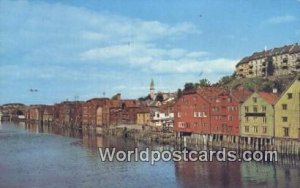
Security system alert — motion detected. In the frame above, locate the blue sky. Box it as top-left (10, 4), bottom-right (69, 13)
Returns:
top-left (0, 0), bottom-right (299, 105)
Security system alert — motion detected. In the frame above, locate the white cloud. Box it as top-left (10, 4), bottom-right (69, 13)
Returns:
top-left (0, 0), bottom-right (199, 61)
top-left (80, 43), bottom-right (235, 74)
top-left (265, 15), bottom-right (296, 24)
top-left (0, 0), bottom-right (236, 103)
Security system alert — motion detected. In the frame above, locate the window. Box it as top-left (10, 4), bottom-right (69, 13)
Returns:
top-left (228, 115), bottom-right (233, 121)
top-left (198, 112), bottom-right (202, 117)
top-left (253, 97), bottom-right (257, 103)
top-left (284, 127), bottom-right (289, 137)
top-left (263, 117), bottom-right (267, 123)
top-left (245, 106), bottom-right (249, 112)
top-left (263, 127), bottom-right (267, 134)
top-left (193, 112), bottom-right (197, 117)
top-left (253, 126), bottom-right (258, 133)
top-left (282, 117), bottom-right (288, 122)
top-left (253, 106), bottom-right (258, 112)
top-left (186, 123), bottom-right (190, 128)
top-left (203, 112), bottom-right (207, 117)
top-left (177, 112), bottom-right (181, 118)
top-left (282, 104), bottom-right (287, 110)
top-left (245, 126), bottom-right (249, 133)
top-left (287, 93), bottom-right (293, 99)
top-left (246, 117), bottom-right (249, 122)
top-left (262, 106), bottom-right (266, 112)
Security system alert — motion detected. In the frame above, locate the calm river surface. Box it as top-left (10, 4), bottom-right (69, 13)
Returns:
top-left (0, 122), bottom-right (299, 188)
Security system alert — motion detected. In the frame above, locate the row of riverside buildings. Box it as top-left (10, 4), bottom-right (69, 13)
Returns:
top-left (24, 76), bottom-right (300, 153)
top-left (25, 88), bottom-right (175, 130)
top-left (174, 77), bottom-right (300, 153)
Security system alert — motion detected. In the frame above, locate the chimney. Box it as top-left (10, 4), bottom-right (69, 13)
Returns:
top-left (272, 88), bottom-right (278, 94)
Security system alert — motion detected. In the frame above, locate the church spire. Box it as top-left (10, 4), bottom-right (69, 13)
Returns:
top-left (150, 79), bottom-right (155, 90)
top-left (150, 79), bottom-right (155, 100)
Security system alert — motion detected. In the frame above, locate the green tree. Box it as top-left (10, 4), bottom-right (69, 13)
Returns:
top-left (198, 78), bottom-right (211, 87)
top-left (177, 89), bottom-right (183, 98)
top-left (218, 76), bottom-right (233, 85)
top-left (184, 82), bottom-right (195, 91)
top-left (138, 94), bottom-right (151, 101)
top-left (156, 93), bottom-right (164, 102)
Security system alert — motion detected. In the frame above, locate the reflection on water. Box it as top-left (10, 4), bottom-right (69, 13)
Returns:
top-left (175, 161), bottom-right (242, 188)
top-left (0, 121), bottom-right (299, 188)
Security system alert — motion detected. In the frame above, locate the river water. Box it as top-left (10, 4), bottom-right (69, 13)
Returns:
top-left (0, 122), bottom-right (299, 188)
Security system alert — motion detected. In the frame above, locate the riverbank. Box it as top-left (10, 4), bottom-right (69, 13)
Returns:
top-left (21, 120), bottom-right (300, 156)
top-left (106, 125), bottom-right (177, 146)
top-left (104, 124), bottom-right (300, 157)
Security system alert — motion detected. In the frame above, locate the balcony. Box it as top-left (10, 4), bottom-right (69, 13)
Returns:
top-left (245, 112), bottom-right (266, 117)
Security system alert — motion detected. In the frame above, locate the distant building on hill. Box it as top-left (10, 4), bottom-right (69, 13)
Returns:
top-left (235, 43), bottom-right (300, 78)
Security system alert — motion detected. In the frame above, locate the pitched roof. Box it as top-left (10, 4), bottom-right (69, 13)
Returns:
top-left (258, 92), bottom-right (279, 104)
top-left (236, 56), bottom-right (250, 67)
top-left (159, 101), bottom-right (175, 113)
top-left (197, 87), bottom-right (228, 102)
top-left (275, 75), bottom-right (300, 104)
top-left (231, 86), bottom-right (253, 103)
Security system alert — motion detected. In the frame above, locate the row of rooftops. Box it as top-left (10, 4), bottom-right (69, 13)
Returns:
top-left (181, 86), bottom-right (279, 105)
top-left (180, 76), bottom-right (300, 105)
top-left (181, 86), bottom-right (252, 103)
top-left (236, 43), bottom-right (300, 67)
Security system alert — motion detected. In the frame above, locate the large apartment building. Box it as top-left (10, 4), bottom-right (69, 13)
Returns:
top-left (235, 43), bottom-right (300, 78)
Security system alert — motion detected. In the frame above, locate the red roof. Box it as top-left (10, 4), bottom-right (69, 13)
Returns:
top-left (197, 87), bottom-right (227, 102)
top-left (258, 92), bottom-right (279, 104)
top-left (231, 86), bottom-right (253, 103)
top-left (159, 101), bottom-right (174, 113)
